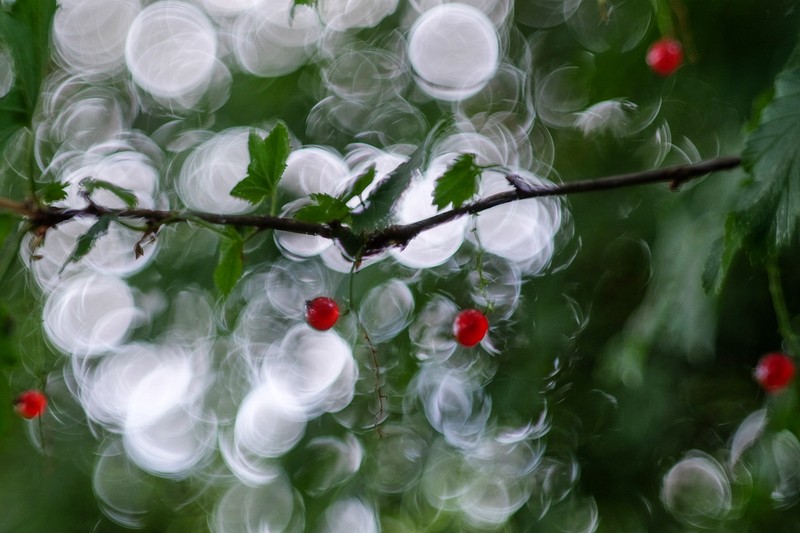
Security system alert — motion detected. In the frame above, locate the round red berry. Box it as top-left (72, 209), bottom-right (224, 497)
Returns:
top-left (646, 38), bottom-right (683, 77)
top-left (305, 297), bottom-right (340, 331)
top-left (754, 352), bottom-right (796, 393)
top-left (453, 309), bottom-right (489, 347)
top-left (14, 390), bottom-right (47, 419)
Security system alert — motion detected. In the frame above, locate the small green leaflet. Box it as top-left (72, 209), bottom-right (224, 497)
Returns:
top-left (62, 215), bottom-right (112, 269)
top-left (350, 118), bottom-right (452, 233)
top-left (704, 41), bottom-right (800, 294)
top-left (295, 194), bottom-right (351, 223)
top-left (230, 123), bottom-right (290, 206)
top-left (79, 178), bottom-right (138, 207)
top-left (339, 165), bottom-right (376, 204)
top-left (39, 181), bottom-right (68, 203)
top-left (432, 153), bottom-right (482, 210)
top-left (214, 230), bottom-right (244, 296)
top-left (294, 165), bottom-right (378, 224)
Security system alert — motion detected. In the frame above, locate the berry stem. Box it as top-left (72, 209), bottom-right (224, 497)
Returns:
top-left (471, 228), bottom-right (494, 314)
top-left (766, 256), bottom-right (800, 357)
top-left (347, 261), bottom-right (386, 437)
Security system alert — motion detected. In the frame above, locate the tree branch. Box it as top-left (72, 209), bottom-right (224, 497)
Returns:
top-left (0, 156), bottom-right (741, 256)
top-left (363, 156), bottom-right (742, 252)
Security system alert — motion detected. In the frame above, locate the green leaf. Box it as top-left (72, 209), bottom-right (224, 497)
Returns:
top-left (0, 214), bottom-right (22, 284)
top-left (338, 165), bottom-right (377, 203)
top-left (293, 0), bottom-right (316, 6)
top-left (432, 153), bottom-right (482, 210)
top-left (739, 59), bottom-right (800, 250)
top-left (709, 41), bottom-right (800, 292)
top-left (295, 193), bottom-right (351, 223)
top-left (80, 178), bottom-right (139, 208)
top-left (350, 118), bottom-right (452, 233)
top-left (39, 181), bottom-right (69, 203)
top-left (230, 123), bottom-right (290, 206)
top-left (0, 0), bottom-right (57, 114)
top-left (214, 232), bottom-right (244, 296)
top-left (63, 216), bottom-right (113, 268)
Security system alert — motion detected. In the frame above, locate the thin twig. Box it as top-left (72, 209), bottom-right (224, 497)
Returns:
top-left (364, 156), bottom-right (742, 252)
top-left (0, 156), bottom-right (742, 255)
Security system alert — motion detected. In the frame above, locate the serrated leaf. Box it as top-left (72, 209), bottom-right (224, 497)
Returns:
top-left (740, 43), bottom-right (800, 250)
top-left (214, 232), bottom-right (244, 296)
top-left (339, 165), bottom-right (377, 203)
top-left (63, 216), bottom-right (112, 268)
top-left (295, 193), bottom-right (351, 223)
top-left (350, 118), bottom-right (451, 233)
top-left (80, 178), bottom-right (138, 208)
top-left (39, 181), bottom-right (68, 203)
top-left (432, 153), bottom-right (482, 210)
top-left (710, 41), bottom-right (800, 292)
top-left (230, 123), bottom-right (290, 206)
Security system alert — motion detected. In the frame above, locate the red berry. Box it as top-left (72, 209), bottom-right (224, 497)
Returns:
top-left (14, 390), bottom-right (47, 419)
top-left (305, 297), bottom-right (340, 331)
top-left (754, 352), bottom-right (796, 393)
top-left (453, 309), bottom-right (489, 347)
top-left (646, 38), bottom-right (683, 77)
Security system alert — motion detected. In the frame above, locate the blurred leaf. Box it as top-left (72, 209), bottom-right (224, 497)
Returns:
top-left (0, 215), bottom-right (22, 284)
top-left (0, 93), bottom-right (25, 154)
top-left (214, 232), bottom-right (244, 296)
top-left (707, 41), bottom-right (800, 293)
top-left (63, 216), bottom-right (112, 268)
top-left (38, 181), bottom-right (68, 203)
top-left (0, 305), bottom-right (17, 367)
top-left (0, 0), bottom-right (56, 112)
top-left (295, 193), bottom-right (351, 223)
top-left (230, 123), bottom-right (290, 206)
top-left (80, 178), bottom-right (138, 208)
top-left (338, 164), bottom-right (376, 203)
top-left (293, 0), bottom-right (316, 6)
top-left (703, 205), bottom-right (770, 294)
top-left (432, 153), bottom-right (482, 210)
top-left (350, 118), bottom-right (451, 233)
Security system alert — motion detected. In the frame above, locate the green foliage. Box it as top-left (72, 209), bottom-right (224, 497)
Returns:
top-left (63, 215), bottom-right (113, 268)
top-left (350, 120), bottom-right (450, 233)
top-left (38, 181), bottom-right (68, 204)
top-left (213, 229), bottom-right (244, 296)
top-left (349, 144), bottom-right (426, 233)
top-left (294, 193), bottom-right (351, 223)
top-left (339, 164), bottom-right (376, 204)
top-left (0, 0), bottom-right (57, 149)
top-left (79, 178), bottom-right (138, 208)
top-left (432, 153), bottom-right (482, 210)
top-left (295, 165), bottom-right (377, 224)
top-left (704, 41), bottom-right (800, 294)
top-left (230, 124), bottom-right (290, 208)
top-left (0, 215), bottom-right (21, 284)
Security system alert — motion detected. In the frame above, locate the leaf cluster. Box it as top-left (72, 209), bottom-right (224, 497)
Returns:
top-left (704, 40), bottom-right (800, 294)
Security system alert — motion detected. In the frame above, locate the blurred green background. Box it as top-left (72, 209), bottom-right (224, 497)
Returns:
top-left (2, 0), bottom-right (800, 531)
